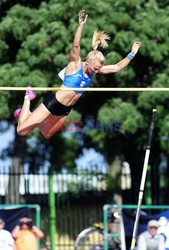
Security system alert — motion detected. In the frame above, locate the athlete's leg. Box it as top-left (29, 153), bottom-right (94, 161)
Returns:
top-left (17, 102), bottom-right (51, 136)
top-left (39, 115), bottom-right (68, 139)
top-left (18, 96), bottom-right (32, 125)
top-left (17, 87), bottom-right (37, 122)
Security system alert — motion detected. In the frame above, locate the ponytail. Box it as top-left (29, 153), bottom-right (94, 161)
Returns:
top-left (86, 31), bottom-right (110, 65)
top-left (92, 30), bottom-right (110, 50)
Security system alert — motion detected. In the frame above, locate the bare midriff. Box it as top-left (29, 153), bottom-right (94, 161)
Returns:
top-left (55, 84), bottom-right (82, 106)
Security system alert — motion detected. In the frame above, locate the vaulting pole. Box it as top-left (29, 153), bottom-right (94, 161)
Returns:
top-left (130, 109), bottom-right (156, 250)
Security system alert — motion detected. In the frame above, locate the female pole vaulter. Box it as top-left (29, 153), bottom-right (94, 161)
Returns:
top-left (15, 10), bottom-right (141, 139)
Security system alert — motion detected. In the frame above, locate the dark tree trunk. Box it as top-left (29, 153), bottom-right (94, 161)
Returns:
top-left (5, 129), bottom-right (27, 204)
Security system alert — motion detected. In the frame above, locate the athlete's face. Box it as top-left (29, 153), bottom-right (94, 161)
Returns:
top-left (86, 60), bottom-right (102, 74)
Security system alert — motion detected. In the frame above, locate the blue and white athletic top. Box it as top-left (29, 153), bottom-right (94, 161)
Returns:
top-left (58, 65), bottom-right (93, 94)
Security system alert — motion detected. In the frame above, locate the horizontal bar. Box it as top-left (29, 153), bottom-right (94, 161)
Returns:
top-left (0, 87), bottom-right (169, 91)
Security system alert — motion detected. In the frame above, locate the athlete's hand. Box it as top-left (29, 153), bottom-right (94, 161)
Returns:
top-left (131, 41), bottom-right (141, 55)
top-left (79, 10), bottom-right (88, 25)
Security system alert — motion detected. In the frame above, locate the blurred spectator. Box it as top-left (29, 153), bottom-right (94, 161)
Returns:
top-left (0, 218), bottom-right (15, 250)
top-left (137, 220), bottom-right (165, 250)
top-left (12, 217), bottom-right (44, 250)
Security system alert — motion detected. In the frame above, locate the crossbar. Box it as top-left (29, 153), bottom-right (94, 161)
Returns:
top-left (0, 87), bottom-right (169, 92)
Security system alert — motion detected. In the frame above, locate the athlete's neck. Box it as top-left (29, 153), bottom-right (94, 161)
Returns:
top-left (83, 62), bottom-right (89, 76)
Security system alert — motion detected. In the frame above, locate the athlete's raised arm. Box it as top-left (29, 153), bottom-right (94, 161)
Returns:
top-left (99, 41), bottom-right (141, 74)
top-left (68, 10), bottom-right (88, 63)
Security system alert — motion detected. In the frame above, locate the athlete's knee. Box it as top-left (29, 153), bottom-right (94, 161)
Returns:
top-left (40, 131), bottom-right (55, 139)
top-left (44, 134), bottom-right (52, 139)
top-left (17, 130), bottom-right (27, 136)
top-left (17, 127), bottom-right (28, 137)
top-left (43, 131), bottom-right (54, 139)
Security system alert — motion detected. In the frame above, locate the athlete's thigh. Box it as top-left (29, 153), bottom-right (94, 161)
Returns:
top-left (23, 103), bottom-right (51, 126)
top-left (39, 114), bottom-right (68, 138)
top-left (40, 114), bottom-right (67, 132)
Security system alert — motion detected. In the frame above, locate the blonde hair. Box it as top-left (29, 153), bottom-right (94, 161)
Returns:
top-left (86, 30), bottom-right (110, 65)
top-left (92, 30), bottom-right (110, 50)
